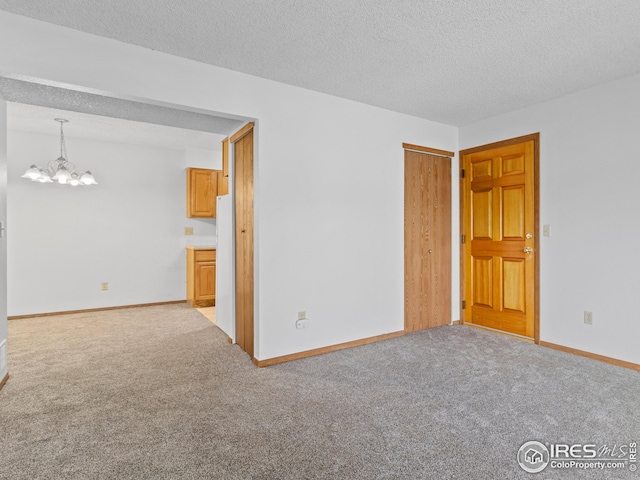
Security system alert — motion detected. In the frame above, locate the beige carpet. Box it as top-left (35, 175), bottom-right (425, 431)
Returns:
top-left (1, 304), bottom-right (639, 479)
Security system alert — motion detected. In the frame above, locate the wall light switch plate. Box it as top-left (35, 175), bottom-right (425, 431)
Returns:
top-left (543, 225), bottom-right (551, 237)
top-left (184, 227), bottom-right (194, 235)
top-left (101, 282), bottom-right (109, 291)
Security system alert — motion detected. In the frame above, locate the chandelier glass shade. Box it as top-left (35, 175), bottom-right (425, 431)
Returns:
top-left (21, 118), bottom-right (97, 186)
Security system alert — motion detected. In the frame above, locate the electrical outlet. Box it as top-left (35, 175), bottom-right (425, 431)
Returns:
top-left (298, 311), bottom-right (306, 320)
top-left (184, 227), bottom-right (194, 235)
top-left (101, 282), bottom-right (109, 291)
top-left (584, 311), bottom-right (593, 325)
top-left (296, 319), bottom-right (310, 330)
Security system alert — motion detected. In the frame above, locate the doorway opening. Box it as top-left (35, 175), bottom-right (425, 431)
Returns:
top-left (0, 75), bottom-right (258, 360)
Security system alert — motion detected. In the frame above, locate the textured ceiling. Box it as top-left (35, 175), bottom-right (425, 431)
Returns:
top-left (0, 77), bottom-right (244, 136)
top-left (0, 76), bottom-right (243, 151)
top-left (1, 1), bottom-right (640, 126)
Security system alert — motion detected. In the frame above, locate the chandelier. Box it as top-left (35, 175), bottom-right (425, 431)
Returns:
top-left (21, 118), bottom-right (97, 186)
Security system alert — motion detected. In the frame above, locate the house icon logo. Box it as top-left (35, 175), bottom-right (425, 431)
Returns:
top-left (517, 441), bottom-right (550, 473)
top-left (525, 448), bottom-right (543, 464)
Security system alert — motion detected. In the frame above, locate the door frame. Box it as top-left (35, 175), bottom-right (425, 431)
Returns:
top-left (459, 133), bottom-right (540, 343)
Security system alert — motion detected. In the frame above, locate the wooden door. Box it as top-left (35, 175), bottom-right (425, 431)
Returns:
top-left (232, 124), bottom-right (254, 357)
top-left (461, 135), bottom-right (538, 339)
top-left (404, 148), bottom-right (452, 332)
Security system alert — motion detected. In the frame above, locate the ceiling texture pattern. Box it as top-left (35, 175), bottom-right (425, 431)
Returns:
top-left (1, 0), bottom-right (640, 126)
top-left (0, 77), bottom-right (244, 135)
top-left (8, 103), bottom-right (228, 151)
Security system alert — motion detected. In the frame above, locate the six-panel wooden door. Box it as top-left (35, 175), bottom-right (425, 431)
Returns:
top-left (461, 136), bottom-right (538, 338)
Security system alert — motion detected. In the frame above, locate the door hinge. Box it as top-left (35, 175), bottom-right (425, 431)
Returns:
top-left (461, 169), bottom-right (465, 179)
top-left (461, 234), bottom-right (465, 244)
top-left (461, 300), bottom-right (466, 310)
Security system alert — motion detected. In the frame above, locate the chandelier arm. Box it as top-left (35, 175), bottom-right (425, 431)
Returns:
top-left (46, 159), bottom-right (58, 176)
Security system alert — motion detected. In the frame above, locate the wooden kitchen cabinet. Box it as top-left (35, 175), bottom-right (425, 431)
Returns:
top-left (217, 169), bottom-right (229, 196)
top-left (222, 137), bottom-right (230, 178)
top-left (218, 138), bottom-right (230, 196)
top-left (187, 168), bottom-right (218, 217)
top-left (186, 247), bottom-right (216, 307)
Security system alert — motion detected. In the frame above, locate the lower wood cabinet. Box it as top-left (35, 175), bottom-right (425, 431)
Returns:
top-left (186, 247), bottom-right (216, 307)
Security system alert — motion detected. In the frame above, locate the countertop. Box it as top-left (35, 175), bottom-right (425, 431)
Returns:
top-left (185, 245), bottom-right (216, 250)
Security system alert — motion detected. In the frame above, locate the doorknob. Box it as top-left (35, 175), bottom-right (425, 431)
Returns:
top-left (523, 247), bottom-right (532, 253)
top-left (525, 233), bottom-right (533, 240)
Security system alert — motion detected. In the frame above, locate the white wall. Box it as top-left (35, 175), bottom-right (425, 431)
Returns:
top-left (7, 130), bottom-right (217, 316)
top-left (460, 73), bottom-right (640, 365)
top-left (0, 12), bottom-right (458, 360)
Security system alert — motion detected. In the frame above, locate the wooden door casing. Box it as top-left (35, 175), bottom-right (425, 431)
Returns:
top-left (461, 134), bottom-right (539, 340)
top-left (404, 149), bottom-right (452, 332)
top-left (233, 125), bottom-right (255, 358)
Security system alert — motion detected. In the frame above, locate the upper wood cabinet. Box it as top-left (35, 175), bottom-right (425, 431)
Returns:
top-left (187, 168), bottom-right (218, 218)
top-left (218, 137), bottom-right (230, 196)
top-left (222, 137), bottom-right (230, 178)
top-left (217, 171), bottom-right (229, 196)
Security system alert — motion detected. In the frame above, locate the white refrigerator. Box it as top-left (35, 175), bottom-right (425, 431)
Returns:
top-left (215, 195), bottom-right (234, 341)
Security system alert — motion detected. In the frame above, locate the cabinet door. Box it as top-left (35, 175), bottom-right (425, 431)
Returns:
top-left (218, 138), bottom-right (230, 196)
top-left (195, 261), bottom-right (216, 301)
top-left (222, 137), bottom-right (230, 178)
top-left (217, 169), bottom-right (229, 196)
top-left (187, 168), bottom-right (218, 217)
